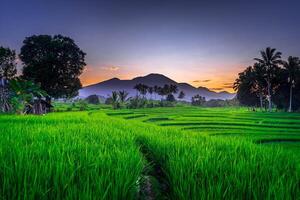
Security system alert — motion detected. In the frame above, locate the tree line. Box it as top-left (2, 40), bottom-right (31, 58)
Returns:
top-left (234, 47), bottom-right (300, 112)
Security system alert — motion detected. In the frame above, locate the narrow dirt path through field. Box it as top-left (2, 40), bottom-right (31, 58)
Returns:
top-left (137, 141), bottom-right (170, 200)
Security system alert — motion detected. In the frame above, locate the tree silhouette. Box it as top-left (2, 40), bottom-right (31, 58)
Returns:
top-left (0, 47), bottom-right (17, 79)
top-left (178, 91), bottom-right (185, 100)
top-left (234, 66), bottom-right (260, 107)
top-left (134, 83), bottom-right (148, 97)
top-left (254, 47), bottom-right (282, 111)
top-left (191, 94), bottom-right (206, 106)
top-left (110, 91), bottom-right (119, 109)
top-left (282, 56), bottom-right (300, 112)
top-left (20, 35), bottom-right (86, 100)
top-left (118, 90), bottom-right (129, 103)
top-left (147, 87), bottom-right (153, 100)
top-left (252, 63), bottom-right (267, 110)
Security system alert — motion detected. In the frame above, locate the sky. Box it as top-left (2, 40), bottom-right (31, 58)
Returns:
top-left (1, 0), bottom-right (300, 92)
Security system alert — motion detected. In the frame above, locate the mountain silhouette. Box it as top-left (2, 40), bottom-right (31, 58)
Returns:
top-left (79, 73), bottom-right (235, 101)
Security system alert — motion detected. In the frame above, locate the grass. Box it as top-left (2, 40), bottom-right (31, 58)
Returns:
top-left (0, 106), bottom-right (299, 199)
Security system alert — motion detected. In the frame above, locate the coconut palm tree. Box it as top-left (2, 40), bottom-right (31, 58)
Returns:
top-left (252, 63), bottom-right (267, 110)
top-left (254, 47), bottom-right (282, 112)
top-left (111, 91), bottom-right (119, 109)
top-left (118, 90), bottom-right (129, 103)
top-left (282, 56), bottom-right (300, 112)
top-left (134, 83), bottom-right (148, 97)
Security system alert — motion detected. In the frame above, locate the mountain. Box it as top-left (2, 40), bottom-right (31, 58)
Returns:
top-left (79, 73), bottom-right (235, 101)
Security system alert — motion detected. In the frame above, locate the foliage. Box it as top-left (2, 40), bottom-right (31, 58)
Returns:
top-left (118, 90), bottom-right (129, 103)
top-left (76, 99), bottom-right (88, 111)
top-left (0, 47), bottom-right (17, 79)
top-left (20, 35), bottom-right (86, 99)
top-left (9, 78), bottom-right (47, 114)
top-left (178, 91), bottom-right (185, 99)
top-left (134, 83), bottom-right (148, 96)
top-left (127, 96), bottom-right (147, 109)
top-left (110, 91), bottom-right (120, 109)
top-left (203, 98), bottom-right (239, 107)
top-left (85, 94), bottom-right (100, 104)
top-left (166, 94), bottom-right (175, 102)
top-left (191, 94), bottom-right (206, 106)
top-left (235, 47), bottom-right (300, 111)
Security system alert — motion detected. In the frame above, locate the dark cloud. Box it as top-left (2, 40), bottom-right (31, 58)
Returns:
top-left (209, 87), bottom-right (224, 91)
top-left (193, 79), bottom-right (211, 83)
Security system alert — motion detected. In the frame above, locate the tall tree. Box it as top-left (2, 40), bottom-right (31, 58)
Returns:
top-left (20, 35), bottom-right (86, 100)
top-left (282, 56), bottom-right (300, 112)
top-left (148, 87), bottom-right (153, 100)
top-left (118, 90), bottom-right (129, 103)
top-left (234, 66), bottom-right (260, 107)
top-left (252, 63), bottom-right (267, 110)
top-left (134, 83), bottom-right (148, 97)
top-left (0, 47), bottom-right (17, 79)
top-left (254, 47), bottom-right (282, 111)
top-left (110, 91), bottom-right (119, 109)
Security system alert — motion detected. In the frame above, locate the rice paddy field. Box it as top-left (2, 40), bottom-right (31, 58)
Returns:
top-left (0, 106), bottom-right (299, 199)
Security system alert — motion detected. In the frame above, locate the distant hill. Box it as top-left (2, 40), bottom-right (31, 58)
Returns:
top-left (79, 73), bottom-right (235, 101)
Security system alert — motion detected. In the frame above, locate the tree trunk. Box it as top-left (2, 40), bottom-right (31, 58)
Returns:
top-left (267, 80), bottom-right (272, 112)
top-left (288, 84), bottom-right (293, 112)
top-left (259, 94), bottom-right (263, 111)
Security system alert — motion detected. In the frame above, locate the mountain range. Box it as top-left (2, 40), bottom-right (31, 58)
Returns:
top-left (79, 73), bottom-right (235, 101)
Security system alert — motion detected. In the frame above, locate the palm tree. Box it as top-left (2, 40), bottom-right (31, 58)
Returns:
top-left (252, 63), bottom-right (267, 110)
top-left (133, 83), bottom-right (148, 97)
top-left (254, 47), bottom-right (282, 112)
top-left (111, 91), bottom-right (119, 109)
top-left (118, 90), bottom-right (129, 103)
top-left (282, 56), bottom-right (300, 112)
top-left (170, 84), bottom-right (178, 94)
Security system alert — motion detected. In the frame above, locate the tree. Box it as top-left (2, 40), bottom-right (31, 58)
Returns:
top-left (85, 94), bottom-right (100, 104)
top-left (282, 56), bottom-right (300, 112)
top-left (0, 47), bottom-right (17, 79)
top-left (178, 91), bottom-right (185, 100)
top-left (118, 90), bottom-right (129, 103)
top-left (169, 84), bottom-right (178, 94)
top-left (252, 63), bottom-right (267, 110)
top-left (134, 83), bottom-right (148, 97)
top-left (148, 87), bottom-right (153, 100)
top-left (0, 78), bottom-right (10, 112)
top-left (191, 94), bottom-right (206, 106)
top-left (20, 35), bottom-right (86, 100)
top-left (254, 47), bottom-right (282, 111)
top-left (234, 66), bottom-right (260, 107)
top-left (110, 91), bottom-right (120, 109)
top-left (153, 85), bottom-right (159, 99)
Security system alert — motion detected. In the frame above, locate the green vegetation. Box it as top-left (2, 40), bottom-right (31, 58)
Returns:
top-left (0, 107), bottom-right (299, 199)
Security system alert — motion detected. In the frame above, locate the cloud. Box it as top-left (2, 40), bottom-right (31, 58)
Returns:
top-left (222, 82), bottom-right (234, 89)
top-left (209, 87), bottom-right (224, 91)
top-left (193, 79), bottom-right (211, 83)
top-left (101, 66), bottom-right (120, 71)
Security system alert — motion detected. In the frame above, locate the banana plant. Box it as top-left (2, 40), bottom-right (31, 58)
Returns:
top-left (9, 78), bottom-right (47, 114)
